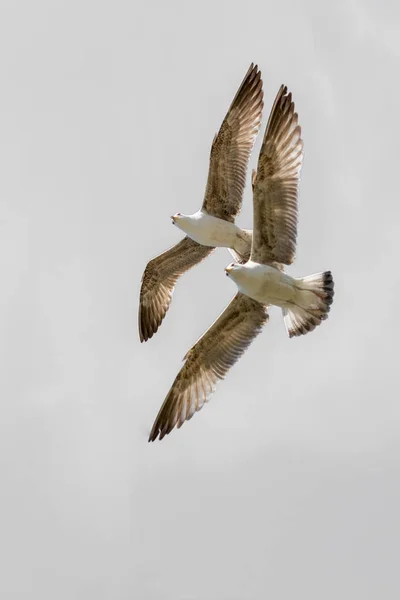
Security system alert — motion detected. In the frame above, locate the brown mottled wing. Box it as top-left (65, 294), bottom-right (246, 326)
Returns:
top-left (139, 237), bottom-right (214, 342)
top-left (251, 85), bottom-right (303, 266)
top-left (202, 64), bottom-right (264, 222)
top-left (148, 293), bottom-right (268, 441)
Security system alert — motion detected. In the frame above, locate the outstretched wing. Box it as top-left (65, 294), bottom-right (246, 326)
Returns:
top-left (251, 85), bottom-right (303, 266)
top-left (139, 237), bottom-right (214, 342)
top-left (202, 64), bottom-right (263, 222)
top-left (148, 293), bottom-right (268, 441)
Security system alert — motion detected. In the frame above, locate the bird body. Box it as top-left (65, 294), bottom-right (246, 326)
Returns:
top-left (226, 261), bottom-right (296, 306)
top-left (226, 261), bottom-right (333, 332)
top-left (172, 210), bottom-right (251, 256)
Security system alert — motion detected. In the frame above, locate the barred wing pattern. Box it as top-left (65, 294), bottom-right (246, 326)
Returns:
top-left (148, 293), bottom-right (268, 441)
top-left (139, 237), bottom-right (214, 342)
top-left (202, 63), bottom-right (264, 222)
top-left (251, 85), bottom-right (303, 266)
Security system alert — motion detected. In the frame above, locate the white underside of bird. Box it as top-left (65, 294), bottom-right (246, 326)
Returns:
top-left (172, 209), bottom-right (252, 258)
top-left (226, 261), bottom-right (331, 319)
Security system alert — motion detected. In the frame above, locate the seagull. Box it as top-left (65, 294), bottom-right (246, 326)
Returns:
top-left (139, 64), bottom-right (263, 342)
top-left (148, 84), bottom-right (334, 441)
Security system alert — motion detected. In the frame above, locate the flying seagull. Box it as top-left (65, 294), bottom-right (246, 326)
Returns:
top-left (148, 84), bottom-right (334, 441)
top-left (139, 64), bottom-right (264, 342)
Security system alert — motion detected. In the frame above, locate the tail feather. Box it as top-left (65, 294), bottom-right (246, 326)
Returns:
top-left (283, 271), bottom-right (334, 338)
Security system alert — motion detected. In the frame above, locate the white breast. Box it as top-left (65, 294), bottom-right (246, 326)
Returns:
top-left (176, 211), bottom-right (239, 248)
top-left (233, 262), bottom-right (296, 307)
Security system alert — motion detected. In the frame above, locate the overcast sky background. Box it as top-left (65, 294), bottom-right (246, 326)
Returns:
top-left (1, 0), bottom-right (399, 598)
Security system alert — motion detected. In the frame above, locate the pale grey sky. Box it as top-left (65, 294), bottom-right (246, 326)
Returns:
top-left (1, 0), bottom-right (399, 598)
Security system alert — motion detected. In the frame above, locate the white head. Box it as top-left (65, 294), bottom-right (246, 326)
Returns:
top-left (170, 212), bottom-right (188, 232)
top-left (225, 262), bottom-right (244, 283)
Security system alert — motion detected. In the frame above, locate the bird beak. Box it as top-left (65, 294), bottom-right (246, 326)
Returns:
top-left (225, 265), bottom-right (232, 276)
top-left (170, 216), bottom-right (175, 224)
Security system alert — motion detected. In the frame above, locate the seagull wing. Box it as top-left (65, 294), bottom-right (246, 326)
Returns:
top-left (202, 64), bottom-right (263, 222)
top-left (251, 85), bottom-right (303, 266)
top-left (148, 293), bottom-right (268, 441)
top-left (139, 237), bottom-right (214, 342)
